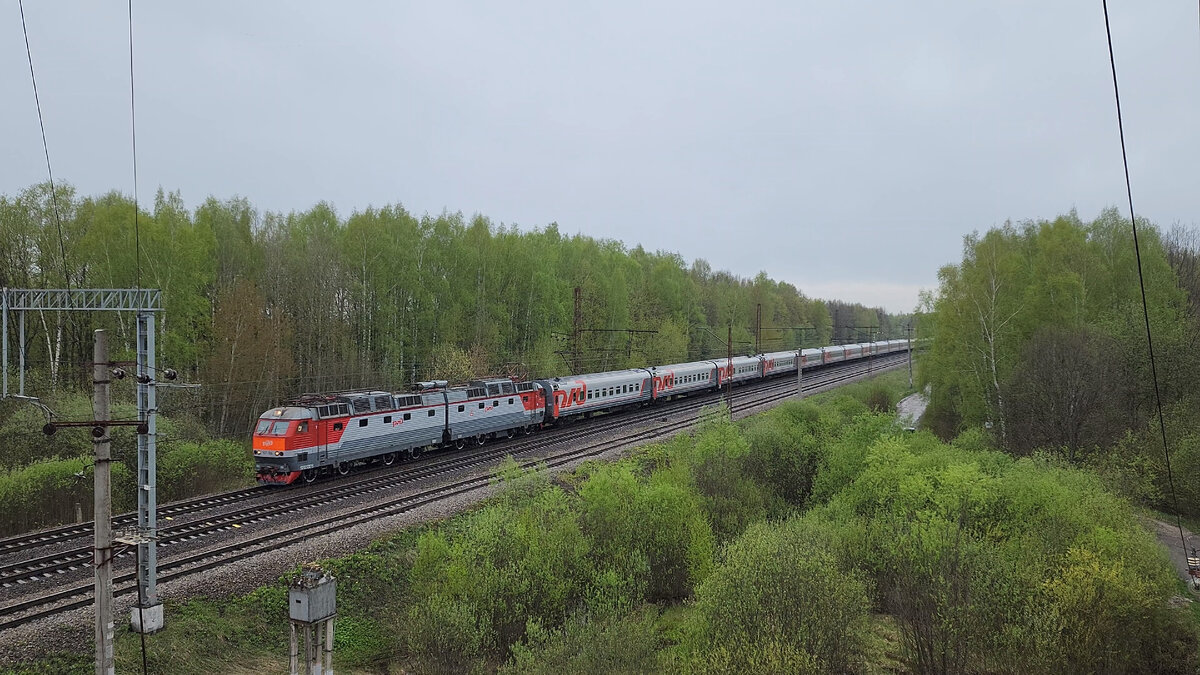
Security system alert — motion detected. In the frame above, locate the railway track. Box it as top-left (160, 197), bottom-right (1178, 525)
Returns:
top-left (0, 356), bottom-right (904, 631)
top-left (0, 354), bottom-right (907, 565)
top-left (0, 359), bottom-right (850, 557)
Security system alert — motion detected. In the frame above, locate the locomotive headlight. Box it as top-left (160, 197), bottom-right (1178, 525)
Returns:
top-left (275, 451), bottom-right (284, 457)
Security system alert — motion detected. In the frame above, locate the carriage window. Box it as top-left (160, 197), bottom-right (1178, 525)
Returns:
top-left (255, 420), bottom-right (271, 434)
top-left (508, 398), bottom-right (514, 405)
top-left (428, 410), bottom-right (436, 416)
top-left (404, 413), bottom-right (411, 421)
top-left (384, 416), bottom-right (392, 423)
top-left (522, 395), bottom-right (529, 402)
top-left (334, 422), bottom-right (343, 431)
top-left (458, 405), bottom-right (465, 412)
top-left (479, 402), bottom-right (485, 409)
top-left (359, 419), bottom-right (368, 427)
top-left (493, 400), bottom-right (499, 407)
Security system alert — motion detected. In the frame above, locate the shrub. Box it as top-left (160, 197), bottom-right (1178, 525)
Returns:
top-left (0, 456), bottom-right (134, 535)
top-left (578, 461), bottom-right (715, 603)
top-left (686, 517), bottom-right (871, 672)
top-left (808, 413), bottom-right (897, 504)
top-left (503, 607), bottom-right (662, 675)
top-left (157, 439), bottom-right (253, 502)
top-left (821, 430), bottom-right (1200, 673)
top-left (686, 417), bottom-right (775, 541)
top-left (740, 406), bottom-right (828, 506)
top-left (404, 485), bottom-right (593, 659)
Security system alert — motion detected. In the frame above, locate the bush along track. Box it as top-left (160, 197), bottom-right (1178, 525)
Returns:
top-left (10, 370), bottom-right (1199, 674)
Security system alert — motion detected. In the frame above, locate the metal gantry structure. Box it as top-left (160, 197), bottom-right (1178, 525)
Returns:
top-left (1, 288), bottom-right (165, 633)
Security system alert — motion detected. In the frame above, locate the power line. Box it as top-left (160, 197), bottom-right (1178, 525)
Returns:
top-left (17, 0), bottom-right (71, 289)
top-left (1101, 0), bottom-right (1189, 565)
top-left (128, 0), bottom-right (142, 291)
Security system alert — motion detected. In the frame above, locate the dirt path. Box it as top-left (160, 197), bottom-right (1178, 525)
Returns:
top-left (895, 387), bottom-right (929, 430)
top-left (1149, 518), bottom-right (1200, 593)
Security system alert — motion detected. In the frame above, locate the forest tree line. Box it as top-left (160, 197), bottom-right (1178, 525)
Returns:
top-left (919, 208), bottom-right (1200, 514)
top-left (0, 182), bottom-right (905, 437)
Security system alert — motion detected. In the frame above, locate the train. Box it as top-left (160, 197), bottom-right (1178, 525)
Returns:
top-left (252, 340), bottom-right (912, 485)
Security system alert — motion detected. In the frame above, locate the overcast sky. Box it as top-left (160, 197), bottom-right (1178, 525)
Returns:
top-left (3, 2), bottom-right (1197, 312)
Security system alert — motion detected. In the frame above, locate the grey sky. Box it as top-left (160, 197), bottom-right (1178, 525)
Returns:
top-left (3, 2), bottom-right (1197, 312)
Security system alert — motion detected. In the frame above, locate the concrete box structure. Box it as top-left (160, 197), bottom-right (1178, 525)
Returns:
top-left (289, 576), bottom-right (337, 624)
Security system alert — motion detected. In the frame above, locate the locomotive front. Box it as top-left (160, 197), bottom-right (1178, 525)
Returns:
top-left (253, 406), bottom-right (319, 485)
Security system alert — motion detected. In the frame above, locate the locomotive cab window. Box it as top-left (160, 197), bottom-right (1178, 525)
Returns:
top-left (297, 422), bottom-right (308, 433)
top-left (255, 420), bottom-right (270, 434)
top-left (270, 421), bottom-right (290, 435)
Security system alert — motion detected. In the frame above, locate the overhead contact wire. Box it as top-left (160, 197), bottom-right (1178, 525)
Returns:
top-left (128, 0), bottom-right (141, 291)
top-left (1101, 0), bottom-right (1189, 563)
top-left (18, 0), bottom-right (71, 290)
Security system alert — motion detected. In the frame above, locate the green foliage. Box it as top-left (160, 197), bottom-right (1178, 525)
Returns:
top-left (405, 484), bottom-right (594, 659)
top-left (739, 401), bottom-right (835, 506)
top-left (920, 210), bottom-right (1196, 467)
top-left (686, 517), bottom-right (872, 673)
top-left (15, 369), bottom-right (1197, 674)
top-left (683, 415), bottom-right (775, 542)
top-left (1, 653), bottom-right (91, 675)
top-left (157, 440), bottom-right (254, 502)
top-left (331, 615), bottom-right (393, 667)
top-left (0, 181), bottom-right (901, 442)
top-left (112, 595), bottom-right (285, 673)
top-left (0, 391), bottom-right (251, 534)
top-left (816, 429), bottom-right (1199, 673)
top-left (0, 456), bottom-right (134, 536)
top-left (503, 608), bottom-right (663, 675)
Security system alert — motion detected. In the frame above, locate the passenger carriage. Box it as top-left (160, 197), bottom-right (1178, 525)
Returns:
top-left (801, 347), bottom-right (824, 368)
top-left (761, 351), bottom-right (799, 377)
top-left (710, 355), bottom-right (764, 386)
top-left (647, 360), bottom-right (718, 399)
top-left (542, 368), bottom-right (653, 420)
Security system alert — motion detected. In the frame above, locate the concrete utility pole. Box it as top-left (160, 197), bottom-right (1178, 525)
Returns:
top-left (572, 286), bottom-right (582, 375)
top-left (906, 324), bottom-right (914, 388)
top-left (726, 323), bottom-right (733, 419)
top-left (754, 303), bottom-right (761, 355)
top-left (866, 327), bottom-right (876, 377)
top-left (93, 330), bottom-right (114, 675)
top-left (796, 348), bottom-right (804, 399)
